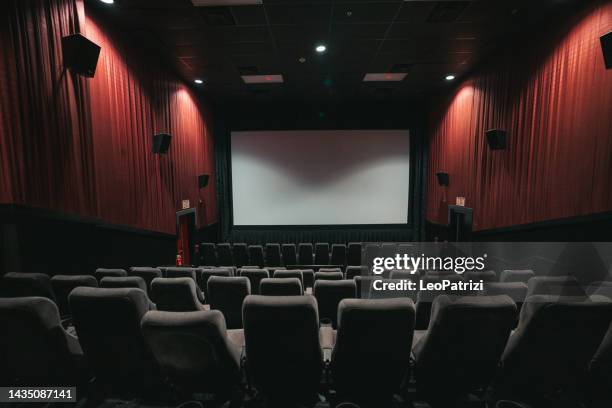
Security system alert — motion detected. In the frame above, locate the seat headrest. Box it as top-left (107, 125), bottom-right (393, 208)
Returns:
top-left (314, 279), bottom-right (356, 294)
top-left (260, 277), bottom-right (303, 296)
top-left (69, 286), bottom-right (150, 317)
top-left (338, 297), bottom-right (415, 327)
top-left (1, 272), bottom-right (56, 300)
top-left (95, 268), bottom-right (127, 276)
top-left (130, 267), bottom-right (162, 274)
top-left (526, 276), bottom-right (584, 297)
top-left (243, 294), bottom-right (318, 317)
top-left (0, 296), bottom-right (61, 330)
top-left (208, 275), bottom-right (250, 291)
top-left (142, 309), bottom-right (227, 332)
top-left (240, 269), bottom-right (269, 277)
top-left (315, 271), bottom-right (344, 280)
top-left (51, 274), bottom-right (97, 285)
top-left (100, 276), bottom-right (147, 292)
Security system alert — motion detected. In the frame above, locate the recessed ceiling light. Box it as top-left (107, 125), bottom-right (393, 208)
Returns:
top-left (299, 57), bottom-right (306, 63)
top-left (363, 73), bottom-right (407, 82)
top-left (241, 74), bottom-right (284, 84)
top-left (445, 74), bottom-right (456, 81)
top-left (99, 0), bottom-right (114, 4)
top-left (194, 79), bottom-right (204, 84)
top-left (315, 44), bottom-right (327, 53)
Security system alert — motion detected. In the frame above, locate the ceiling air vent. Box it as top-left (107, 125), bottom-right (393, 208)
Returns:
top-left (427, 1), bottom-right (470, 23)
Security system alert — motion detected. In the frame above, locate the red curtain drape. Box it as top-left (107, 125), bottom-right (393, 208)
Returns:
top-left (427, 2), bottom-right (612, 231)
top-left (0, 0), bottom-right (216, 234)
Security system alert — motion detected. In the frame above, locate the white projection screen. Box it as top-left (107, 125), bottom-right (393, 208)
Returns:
top-left (231, 130), bottom-right (410, 226)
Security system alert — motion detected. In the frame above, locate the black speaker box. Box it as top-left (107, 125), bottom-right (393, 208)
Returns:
top-left (61, 34), bottom-right (101, 77)
top-left (436, 172), bottom-right (449, 186)
top-left (198, 174), bottom-right (210, 188)
top-left (486, 129), bottom-right (507, 150)
top-left (152, 133), bottom-right (172, 154)
top-left (601, 31), bottom-right (612, 69)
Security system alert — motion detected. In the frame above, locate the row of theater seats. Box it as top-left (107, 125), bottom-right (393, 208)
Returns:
top-left (199, 242), bottom-right (363, 268)
top-left (1, 283), bottom-right (611, 406)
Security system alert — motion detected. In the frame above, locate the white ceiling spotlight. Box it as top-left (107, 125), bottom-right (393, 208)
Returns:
top-left (99, 0), bottom-right (114, 4)
top-left (194, 79), bottom-right (204, 84)
top-left (315, 44), bottom-right (327, 53)
top-left (445, 74), bottom-right (456, 81)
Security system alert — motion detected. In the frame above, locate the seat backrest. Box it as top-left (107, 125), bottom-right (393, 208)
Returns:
top-left (298, 243), bottom-right (314, 265)
top-left (314, 243), bottom-right (330, 264)
top-left (100, 276), bottom-right (147, 292)
top-left (128, 267), bottom-right (162, 294)
top-left (526, 276), bottom-right (585, 298)
top-left (464, 270), bottom-right (497, 282)
top-left (165, 267), bottom-right (197, 281)
top-left (141, 310), bottom-right (241, 395)
top-left (199, 268), bottom-right (232, 299)
top-left (313, 279), bottom-right (356, 327)
top-left (281, 243), bottom-right (297, 266)
top-left (354, 276), bottom-right (377, 299)
top-left (331, 298), bottom-right (415, 400)
top-left (265, 243), bottom-right (282, 267)
top-left (50, 274), bottom-right (98, 317)
top-left (485, 282), bottom-right (528, 303)
top-left (345, 266), bottom-right (365, 280)
top-left (248, 245), bottom-right (265, 268)
top-left (319, 267), bottom-right (342, 272)
top-left (207, 276), bottom-right (251, 329)
top-left (413, 295), bottom-right (516, 394)
top-left (500, 269), bottom-right (535, 283)
top-left (232, 243), bottom-right (249, 267)
top-left (0, 272), bottom-right (56, 302)
top-left (260, 277), bottom-right (303, 296)
top-left (0, 297), bottom-right (84, 386)
top-left (315, 271), bottom-right (344, 281)
top-left (69, 287), bottom-right (159, 391)
top-left (239, 269), bottom-right (269, 295)
top-left (95, 268), bottom-right (127, 280)
top-left (302, 269), bottom-right (315, 288)
top-left (501, 295), bottom-right (612, 391)
top-left (330, 244), bottom-right (347, 266)
top-left (151, 278), bottom-right (204, 312)
top-left (216, 243), bottom-right (233, 266)
top-left (243, 295), bottom-right (323, 402)
top-left (347, 242), bottom-right (362, 266)
top-left (199, 242), bottom-right (218, 267)
top-left (273, 269), bottom-right (304, 286)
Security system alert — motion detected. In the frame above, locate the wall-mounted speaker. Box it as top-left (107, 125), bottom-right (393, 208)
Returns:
top-left (485, 129), bottom-right (507, 150)
top-left (601, 31), bottom-right (612, 69)
top-left (152, 133), bottom-right (172, 154)
top-left (61, 34), bottom-right (101, 77)
top-left (198, 174), bottom-right (210, 188)
top-left (436, 172), bottom-right (449, 186)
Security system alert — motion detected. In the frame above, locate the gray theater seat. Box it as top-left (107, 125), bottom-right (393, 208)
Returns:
top-left (199, 268), bottom-right (232, 299)
top-left (465, 270), bottom-right (498, 282)
top-left (0, 297), bottom-right (89, 386)
top-left (347, 243), bottom-right (362, 266)
top-left (500, 269), bottom-right (535, 284)
top-left (95, 268), bottom-right (127, 281)
top-left (151, 277), bottom-right (207, 312)
top-left (313, 279), bottom-right (357, 328)
top-left (331, 298), bottom-right (415, 403)
top-left (217, 243), bottom-right (233, 266)
top-left (319, 267), bottom-right (342, 273)
top-left (345, 266), bottom-right (365, 280)
top-left (273, 269), bottom-right (304, 286)
top-left (100, 276), bottom-right (147, 292)
top-left (315, 243), bottom-right (330, 265)
top-left (265, 243), bottom-right (282, 267)
top-left (298, 243), bottom-right (314, 265)
top-left (207, 276), bottom-right (251, 329)
top-left (128, 267), bottom-right (162, 294)
top-left (243, 295), bottom-right (323, 403)
top-left (302, 269), bottom-right (315, 288)
top-left (69, 287), bottom-right (161, 394)
top-left (498, 295), bottom-right (612, 399)
top-left (233, 243), bottom-right (249, 267)
top-left (249, 245), bottom-right (265, 268)
top-left (526, 276), bottom-right (585, 298)
top-left (485, 282), bottom-right (528, 327)
top-left (281, 244), bottom-right (298, 266)
top-left (141, 310), bottom-right (241, 399)
top-left (260, 277), bottom-right (303, 296)
top-left (163, 267), bottom-right (205, 303)
top-left (50, 274), bottom-right (98, 317)
top-left (239, 268), bottom-right (269, 295)
top-left (315, 271), bottom-right (344, 281)
top-left (0, 272), bottom-right (56, 302)
top-left (199, 242), bottom-right (218, 266)
top-left (331, 244), bottom-right (347, 266)
top-left (413, 295), bottom-right (516, 399)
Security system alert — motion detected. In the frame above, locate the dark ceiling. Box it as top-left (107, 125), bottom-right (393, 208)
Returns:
top-left (87, 0), bottom-right (581, 104)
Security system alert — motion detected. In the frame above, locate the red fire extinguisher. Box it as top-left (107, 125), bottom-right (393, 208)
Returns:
top-left (176, 252), bottom-right (183, 266)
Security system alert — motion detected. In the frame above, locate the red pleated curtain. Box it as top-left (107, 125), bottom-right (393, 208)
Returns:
top-left (0, 0), bottom-right (216, 234)
top-left (427, 2), bottom-right (612, 231)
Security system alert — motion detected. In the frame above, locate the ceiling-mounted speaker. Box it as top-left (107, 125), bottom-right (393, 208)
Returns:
top-left (485, 129), bottom-right (507, 150)
top-left (198, 174), bottom-right (210, 188)
top-left (152, 133), bottom-right (172, 154)
top-left (436, 172), bottom-right (449, 187)
top-left (61, 34), bottom-right (101, 77)
top-left (601, 31), bottom-right (612, 69)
